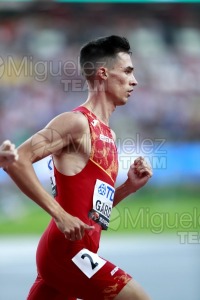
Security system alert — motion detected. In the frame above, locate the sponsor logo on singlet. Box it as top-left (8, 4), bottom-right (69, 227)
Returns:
top-left (100, 134), bottom-right (114, 144)
top-left (91, 119), bottom-right (99, 127)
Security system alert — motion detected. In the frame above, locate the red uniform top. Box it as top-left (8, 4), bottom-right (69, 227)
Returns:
top-left (45, 106), bottom-right (118, 256)
top-left (47, 106), bottom-right (118, 254)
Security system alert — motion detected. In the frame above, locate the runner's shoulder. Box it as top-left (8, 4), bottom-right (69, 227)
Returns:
top-left (47, 111), bottom-right (89, 134)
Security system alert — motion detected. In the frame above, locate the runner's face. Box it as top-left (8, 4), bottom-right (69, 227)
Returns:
top-left (106, 52), bottom-right (137, 106)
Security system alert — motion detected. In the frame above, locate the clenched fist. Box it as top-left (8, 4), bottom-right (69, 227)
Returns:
top-left (0, 140), bottom-right (19, 168)
top-left (127, 156), bottom-right (153, 193)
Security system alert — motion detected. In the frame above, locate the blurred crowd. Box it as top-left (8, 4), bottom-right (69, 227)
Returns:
top-left (0, 2), bottom-right (200, 144)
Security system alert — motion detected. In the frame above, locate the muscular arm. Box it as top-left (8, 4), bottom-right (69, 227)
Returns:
top-left (5, 138), bottom-right (62, 217)
top-left (5, 112), bottom-right (94, 240)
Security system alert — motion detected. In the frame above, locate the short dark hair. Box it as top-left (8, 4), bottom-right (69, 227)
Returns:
top-left (80, 35), bottom-right (131, 79)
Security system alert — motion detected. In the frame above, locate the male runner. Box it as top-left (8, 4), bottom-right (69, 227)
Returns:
top-left (0, 140), bottom-right (18, 168)
top-left (5, 35), bottom-right (153, 300)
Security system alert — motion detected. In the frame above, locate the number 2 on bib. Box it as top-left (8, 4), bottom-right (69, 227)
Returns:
top-left (72, 248), bottom-right (106, 278)
top-left (81, 253), bottom-right (99, 270)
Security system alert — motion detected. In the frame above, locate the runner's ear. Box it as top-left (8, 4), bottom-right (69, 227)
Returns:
top-left (97, 67), bottom-right (107, 80)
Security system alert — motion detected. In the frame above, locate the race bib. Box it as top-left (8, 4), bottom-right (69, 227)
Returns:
top-left (72, 248), bottom-right (106, 278)
top-left (47, 156), bottom-right (57, 197)
top-left (88, 179), bottom-right (115, 230)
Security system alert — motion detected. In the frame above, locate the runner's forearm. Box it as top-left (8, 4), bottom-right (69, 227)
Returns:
top-left (5, 159), bottom-right (65, 219)
top-left (113, 179), bottom-right (137, 207)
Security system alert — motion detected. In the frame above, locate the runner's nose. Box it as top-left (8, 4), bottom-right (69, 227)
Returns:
top-left (131, 74), bottom-right (138, 86)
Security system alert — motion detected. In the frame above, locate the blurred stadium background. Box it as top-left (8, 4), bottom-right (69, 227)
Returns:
top-left (0, 1), bottom-right (200, 300)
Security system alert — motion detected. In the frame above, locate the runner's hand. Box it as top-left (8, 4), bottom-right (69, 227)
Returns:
top-left (54, 213), bottom-right (94, 241)
top-left (0, 140), bottom-right (19, 168)
top-left (127, 156), bottom-right (153, 192)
